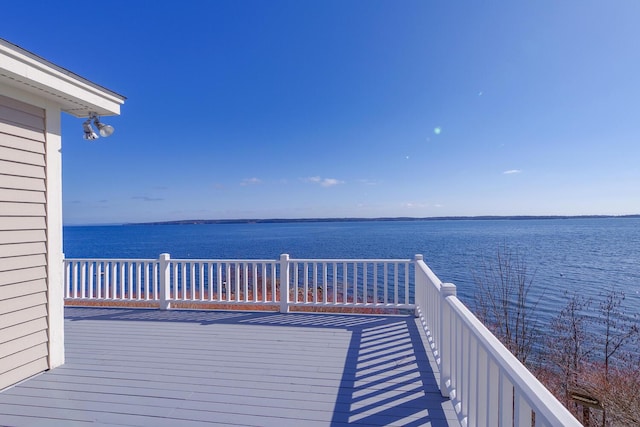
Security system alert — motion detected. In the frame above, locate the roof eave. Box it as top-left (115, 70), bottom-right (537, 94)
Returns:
top-left (0, 38), bottom-right (125, 117)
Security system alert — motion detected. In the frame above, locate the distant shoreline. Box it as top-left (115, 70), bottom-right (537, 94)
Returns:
top-left (126, 214), bottom-right (640, 226)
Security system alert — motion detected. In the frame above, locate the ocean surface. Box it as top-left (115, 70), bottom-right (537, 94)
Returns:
top-left (63, 218), bottom-right (640, 323)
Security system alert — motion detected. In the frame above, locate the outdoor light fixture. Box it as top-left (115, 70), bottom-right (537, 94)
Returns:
top-left (82, 113), bottom-right (114, 140)
top-left (82, 119), bottom-right (98, 140)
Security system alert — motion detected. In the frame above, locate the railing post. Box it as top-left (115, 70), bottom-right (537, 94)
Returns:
top-left (280, 254), bottom-right (290, 313)
top-left (159, 253), bottom-right (171, 310)
top-left (440, 282), bottom-right (457, 397)
top-left (413, 254), bottom-right (423, 317)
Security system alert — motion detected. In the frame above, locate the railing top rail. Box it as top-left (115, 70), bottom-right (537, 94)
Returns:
top-left (168, 258), bottom-right (278, 263)
top-left (414, 259), bottom-right (443, 287)
top-left (445, 295), bottom-right (582, 426)
top-left (289, 258), bottom-right (413, 263)
top-left (65, 257), bottom-right (416, 263)
top-left (65, 258), bottom-right (157, 262)
top-left (64, 257), bottom-right (280, 263)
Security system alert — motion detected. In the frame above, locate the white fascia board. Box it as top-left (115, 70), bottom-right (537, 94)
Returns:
top-left (0, 39), bottom-right (125, 117)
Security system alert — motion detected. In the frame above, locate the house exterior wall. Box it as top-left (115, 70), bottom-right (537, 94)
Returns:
top-left (0, 38), bottom-right (123, 391)
top-left (0, 90), bottom-right (64, 390)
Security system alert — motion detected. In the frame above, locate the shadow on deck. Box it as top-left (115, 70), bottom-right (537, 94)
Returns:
top-left (0, 307), bottom-right (457, 426)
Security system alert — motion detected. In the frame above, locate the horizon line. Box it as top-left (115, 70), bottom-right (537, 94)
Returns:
top-left (63, 214), bottom-right (640, 227)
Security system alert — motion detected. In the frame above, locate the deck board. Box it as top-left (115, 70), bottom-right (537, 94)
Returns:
top-left (0, 307), bottom-right (458, 426)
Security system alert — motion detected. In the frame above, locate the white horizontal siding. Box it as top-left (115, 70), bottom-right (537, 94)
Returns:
top-left (0, 243), bottom-right (46, 259)
top-left (0, 343), bottom-right (48, 378)
top-left (0, 230), bottom-right (46, 245)
top-left (0, 122), bottom-right (45, 143)
top-left (0, 94), bottom-right (48, 391)
top-left (0, 188), bottom-right (46, 204)
top-left (0, 202), bottom-right (45, 217)
top-left (0, 159), bottom-right (45, 178)
top-left (0, 174), bottom-right (46, 192)
top-left (0, 292), bottom-right (47, 315)
top-left (0, 146), bottom-right (45, 167)
top-left (0, 305), bottom-right (47, 330)
top-left (0, 330), bottom-right (48, 359)
top-left (0, 95), bottom-right (46, 119)
top-left (0, 131), bottom-right (45, 154)
top-left (0, 217), bottom-right (47, 231)
top-left (0, 105), bottom-right (46, 131)
top-left (0, 318), bottom-right (48, 346)
top-left (0, 278), bottom-right (47, 298)
top-left (0, 357), bottom-right (48, 391)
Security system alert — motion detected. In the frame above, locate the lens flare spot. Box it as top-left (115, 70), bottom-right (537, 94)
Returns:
top-left (434, 127), bottom-right (442, 135)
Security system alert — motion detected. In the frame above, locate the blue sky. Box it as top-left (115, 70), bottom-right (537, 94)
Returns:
top-left (3, 1), bottom-right (640, 224)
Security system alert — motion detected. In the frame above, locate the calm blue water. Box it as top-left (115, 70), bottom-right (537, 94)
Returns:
top-left (63, 218), bottom-right (640, 321)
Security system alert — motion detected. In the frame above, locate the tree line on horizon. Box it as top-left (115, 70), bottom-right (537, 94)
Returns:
top-left (135, 214), bottom-right (640, 226)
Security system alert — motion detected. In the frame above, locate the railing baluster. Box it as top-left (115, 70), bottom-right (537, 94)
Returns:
top-left (142, 262), bottom-right (148, 300)
top-left (103, 262), bottom-right (109, 299)
top-left (469, 332), bottom-right (478, 426)
top-left (152, 262), bottom-right (158, 300)
top-left (190, 262), bottom-right (196, 301)
top-left (119, 262), bottom-right (125, 299)
top-left (322, 263), bottom-right (328, 304)
top-left (352, 262), bottom-right (357, 304)
top-left (303, 262), bottom-right (309, 303)
top-left (181, 262), bottom-right (187, 300)
top-left (332, 263), bottom-right (337, 304)
top-left (227, 262), bottom-right (232, 302)
top-left (383, 263), bottom-right (388, 304)
top-left (261, 263), bottom-right (266, 303)
top-left (272, 262), bottom-right (277, 303)
top-left (127, 262), bottom-right (133, 300)
top-left (96, 262), bottom-right (102, 299)
top-left (373, 262), bottom-right (378, 305)
top-left (71, 262), bottom-right (78, 299)
top-left (215, 263), bottom-right (222, 301)
top-left (312, 263), bottom-right (318, 304)
top-left (362, 262), bottom-right (368, 304)
top-left (208, 263), bottom-right (214, 301)
top-left (404, 261), bottom-right (409, 305)
top-left (198, 262), bottom-right (203, 300)
top-left (241, 263), bottom-right (247, 302)
top-left (476, 347), bottom-right (488, 426)
top-left (394, 262), bottom-right (399, 305)
top-left (234, 263), bottom-right (240, 302)
top-left (87, 262), bottom-right (94, 299)
top-left (79, 262), bottom-right (86, 299)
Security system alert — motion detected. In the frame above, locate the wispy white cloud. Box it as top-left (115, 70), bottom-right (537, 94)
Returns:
top-left (304, 176), bottom-right (344, 187)
top-left (132, 196), bottom-right (163, 202)
top-left (403, 202), bottom-right (428, 209)
top-left (358, 179), bottom-right (380, 186)
top-left (503, 169), bottom-right (522, 175)
top-left (402, 202), bottom-right (443, 209)
top-left (240, 177), bottom-right (262, 186)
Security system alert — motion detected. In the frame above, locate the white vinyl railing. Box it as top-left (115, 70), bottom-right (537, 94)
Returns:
top-left (413, 255), bottom-right (581, 427)
top-left (64, 253), bottom-right (581, 426)
top-left (64, 253), bottom-right (414, 312)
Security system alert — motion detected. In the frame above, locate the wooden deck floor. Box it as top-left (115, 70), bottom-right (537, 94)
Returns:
top-left (0, 307), bottom-right (458, 427)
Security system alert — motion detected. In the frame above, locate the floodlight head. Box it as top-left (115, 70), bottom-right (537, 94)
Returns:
top-left (82, 119), bottom-right (99, 140)
top-left (93, 116), bottom-right (115, 137)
